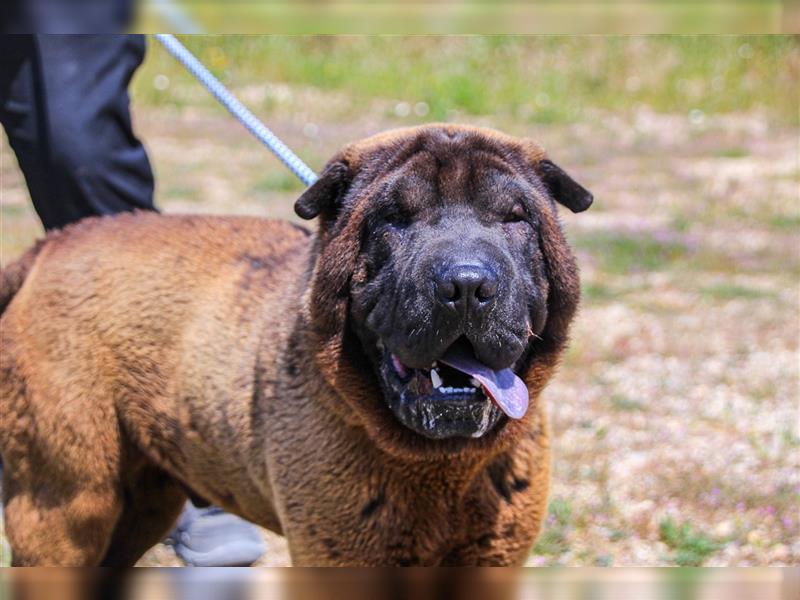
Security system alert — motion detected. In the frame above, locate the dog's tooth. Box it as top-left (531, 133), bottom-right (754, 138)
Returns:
top-left (430, 369), bottom-right (443, 388)
top-left (469, 377), bottom-right (480, 387)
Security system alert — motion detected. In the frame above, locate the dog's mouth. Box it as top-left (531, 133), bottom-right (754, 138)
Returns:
top-left (375, 336), bottom-right (529, 440)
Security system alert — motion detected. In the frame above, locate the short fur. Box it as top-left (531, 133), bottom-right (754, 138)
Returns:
top-left (0, 124), bottom-right (590, 566)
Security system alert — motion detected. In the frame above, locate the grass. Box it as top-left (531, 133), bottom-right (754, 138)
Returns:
top-left (162, 185), bottom-right (200, 200)
top-left (767, 214), bottom-right (800, 231)
top-left (609, 394), bottom-right (645, 412)
top-left (252, 171), bottom-right (306, 194)
top-left (581, 282), bottom-right (624, 302)
top-left (573, 232), bottom-right (689, 274)
top-left (659, 517), bottom-right (721, 566)
top-left (533, 497), bottom-right (573, 558)
top-left (137, 3), bottom-right (786, 36)
top-left (670, 215), bottom-right (692, 233)
top-left (698, 283), bottom-right (775, 301)
top-left (134, 36), bottom-right (799, 126)
top-left (714, 147), bottom-right (750, 158)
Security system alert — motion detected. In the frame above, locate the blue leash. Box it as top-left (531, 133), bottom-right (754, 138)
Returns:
top-left (153, 34), bottom-right (319, 187)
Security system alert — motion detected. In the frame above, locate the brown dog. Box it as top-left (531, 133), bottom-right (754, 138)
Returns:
top-left (0, 124), bottom-right (592, 566)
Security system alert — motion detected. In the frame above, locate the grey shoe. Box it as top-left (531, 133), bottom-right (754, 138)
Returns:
top-left (167, 504), bottom-right (266, 567)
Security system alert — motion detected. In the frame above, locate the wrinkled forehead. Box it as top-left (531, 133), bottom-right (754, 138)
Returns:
top-left (391, 152), bottom-right (529, 208)
top-left (352, 128), bottom-right (544, 208)
top-left (351, 126), bottom-right (540, 175)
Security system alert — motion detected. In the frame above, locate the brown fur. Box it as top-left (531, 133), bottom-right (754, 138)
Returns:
top-left (0, 124), bottom-right (584, 566)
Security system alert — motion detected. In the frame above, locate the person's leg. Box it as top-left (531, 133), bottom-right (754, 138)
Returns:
top-left (0, 34), bottom-right (155, 230)
top-left (166, 505), bottom-right (267, 567)
top-left (1, 0), bottom-right (136, 33)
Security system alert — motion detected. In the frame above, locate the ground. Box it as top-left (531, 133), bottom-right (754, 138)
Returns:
top-left (1, 37), bottom-right (798, 567)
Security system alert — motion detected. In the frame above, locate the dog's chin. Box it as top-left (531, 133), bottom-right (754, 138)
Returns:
top-left (373, 339), bottom-right (506, 440)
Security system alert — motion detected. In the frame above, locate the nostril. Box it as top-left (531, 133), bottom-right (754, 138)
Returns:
top-left (436, 278), bottom-right (459, 302)
top-left (476, 277), bottom-right (498, 302)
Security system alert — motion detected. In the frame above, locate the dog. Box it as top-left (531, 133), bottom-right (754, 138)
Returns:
top-left (0, 124), bottom-right (592, 566)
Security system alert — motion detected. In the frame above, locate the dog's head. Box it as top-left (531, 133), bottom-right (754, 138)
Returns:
top-left (295, 124), bottom-right (591, 459)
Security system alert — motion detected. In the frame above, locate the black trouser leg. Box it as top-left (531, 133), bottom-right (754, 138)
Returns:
top-left (0, 34), bottom-right (156, 231)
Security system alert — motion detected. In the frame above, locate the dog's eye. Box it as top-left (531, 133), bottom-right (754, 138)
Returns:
top-left (504, 203), bottom-right (527, 223)
top-left (383, 208), bottom-right (412, 229)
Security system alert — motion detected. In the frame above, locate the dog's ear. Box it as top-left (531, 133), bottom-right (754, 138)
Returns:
top-left (535, 159), bottom-right (593, 213)
top-left (294, 161), bottom-right (351, 220)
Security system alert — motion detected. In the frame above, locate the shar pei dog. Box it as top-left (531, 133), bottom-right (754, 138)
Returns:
top-left (0, 124), bottom-right (592, 566)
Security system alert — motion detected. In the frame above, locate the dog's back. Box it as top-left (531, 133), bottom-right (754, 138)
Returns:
top-left (0, 212), bottom-right (310, 565)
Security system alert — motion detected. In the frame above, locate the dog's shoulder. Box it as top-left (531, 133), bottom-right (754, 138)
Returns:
top-left (46, 211), bottom-right (306, 246)
top-left (5, 212), bottom-right (312, 323)
top-left (27, 211), bottom-right (310, 268)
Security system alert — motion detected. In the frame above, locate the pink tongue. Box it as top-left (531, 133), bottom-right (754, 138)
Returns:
top-left (439, 345), bottom-right (529, 420)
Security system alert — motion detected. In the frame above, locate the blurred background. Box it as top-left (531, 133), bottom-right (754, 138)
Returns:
top-left (1, 35), bottom-right (798, 567)
top-left (0, 567), bottom-right (796, 600)
top-left (132, 0), bottom-right (793, 34)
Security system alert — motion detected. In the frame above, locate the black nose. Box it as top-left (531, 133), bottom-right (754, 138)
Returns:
top-left (434, 263), bottom-right (498, 309)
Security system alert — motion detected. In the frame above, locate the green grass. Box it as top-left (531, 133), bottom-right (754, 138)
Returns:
top-left (252, 171), bottom-right (306, 194)
top-left (582, 282), bottom-right (625, 302)
top-left (138, 3), bottom-right (785, 36)
top-left (670, 215), bottom-right (692, 233)
top-left (609, 529), bottom-right (628, 542)
top-left (699, 283), bottom-right (775, 301)
top-left (609, 394), bottom-right (645, 412)
top-left (659, 517), bottom-right (721, 566)
top-left (134, 36), bottom-right (799, 126)
top-left (162, 185), bottom-right (200, 199)
top-left (533, 497), bottom-right (573, 557)
top-left (781, 428), bottom-right (800, 448)
top-left (573, 232), bottom-right (689, 274)
top-left (714, 147), bottom-right (750, 158)
top-left (767, 214), bottom-right (800, 231)
top-left (0, 203), bottom-right (27, 218)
